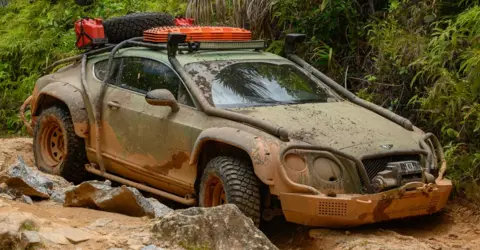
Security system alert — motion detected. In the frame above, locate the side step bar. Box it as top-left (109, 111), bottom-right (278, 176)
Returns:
top-left (85, 164), bottom-right (197, 206)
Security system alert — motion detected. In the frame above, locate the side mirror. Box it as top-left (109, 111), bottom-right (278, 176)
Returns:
top-left (145, 89), bottom-right (179, 112)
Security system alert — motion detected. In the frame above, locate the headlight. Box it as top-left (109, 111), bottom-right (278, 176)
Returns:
top-left (311, 157), bottom-right (342, 182)
top-left (284, 153), bottom-right (307, 172)
top-left (282, 150), bottom-right (344, 188)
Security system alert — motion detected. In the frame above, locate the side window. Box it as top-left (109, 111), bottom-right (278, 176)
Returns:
top-left (118, 57), bottom-right (177, 94)
top-left (94, 57), bottom-right (195, 107)
top-left (94, 59), bottom-right (121, 83)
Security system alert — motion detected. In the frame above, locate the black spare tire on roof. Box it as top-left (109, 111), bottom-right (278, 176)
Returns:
top-left (103, 12), bottom-right (175, 43)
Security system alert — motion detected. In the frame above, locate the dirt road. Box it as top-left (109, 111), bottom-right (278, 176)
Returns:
top-left (1, 137), bottom-right (480, 250)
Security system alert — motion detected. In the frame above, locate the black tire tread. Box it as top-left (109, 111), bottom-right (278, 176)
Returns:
top-left (200, 156), bottom-right (261, 226)
top-left (103, 12), bottom-right (174, 43)
top-left (33, 106), bottom-right (89, 184)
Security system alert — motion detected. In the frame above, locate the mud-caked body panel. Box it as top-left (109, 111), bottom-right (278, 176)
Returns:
top-left (279, 179), bottom-right (452, 227)
top-left (31, 68), bottom-right (89, 138)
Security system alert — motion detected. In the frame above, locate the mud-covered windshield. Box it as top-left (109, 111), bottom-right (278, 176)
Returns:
top-left (185, 61), bottom-right (341, 108)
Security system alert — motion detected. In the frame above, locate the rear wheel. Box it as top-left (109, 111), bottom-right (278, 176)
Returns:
top-left (199, 156), bottom-right (261, 226)
top-left (33, 106), bottom-right (89, 184)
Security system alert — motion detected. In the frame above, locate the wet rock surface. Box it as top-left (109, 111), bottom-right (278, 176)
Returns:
top-left (2, 156), bottom-right (53, 198)
top-left (64, 180), bottom-right (156, 218)
top-left (152, 204), bottom-right (278, 250)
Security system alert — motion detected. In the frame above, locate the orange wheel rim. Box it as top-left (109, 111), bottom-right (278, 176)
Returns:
top-left (40, 118), bottom-right (66, 168)
top-left (204, 175), bottom-right (227, 207)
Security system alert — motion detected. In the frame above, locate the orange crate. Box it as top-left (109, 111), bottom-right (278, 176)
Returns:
top-left (143, 26), bottom-right (252, 43)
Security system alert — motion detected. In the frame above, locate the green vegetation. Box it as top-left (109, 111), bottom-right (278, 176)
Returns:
top-left (179, 241), bottom-right (210, 250)
top-left (0, 0), bottom-right (186, 135)
top-left (19, 219), bottom-right (39, 231)
top-left (0, 0), bottom-right (479, 201)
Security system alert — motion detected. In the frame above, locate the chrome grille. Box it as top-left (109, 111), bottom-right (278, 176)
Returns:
top-left (361, 155), bottom-right (420, 182)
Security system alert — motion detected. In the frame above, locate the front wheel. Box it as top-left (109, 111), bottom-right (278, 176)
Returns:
top-left (199, 156), bottom-right (261, 226)
top-left (33, 106), bottom-right (89, 184)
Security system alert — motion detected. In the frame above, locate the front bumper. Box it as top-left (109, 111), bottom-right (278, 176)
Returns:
top-left (279, 179), bottom-right (452, 227)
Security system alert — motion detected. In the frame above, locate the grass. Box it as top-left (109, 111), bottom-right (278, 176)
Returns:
top-left (19, 219), bottom-right (39, 231)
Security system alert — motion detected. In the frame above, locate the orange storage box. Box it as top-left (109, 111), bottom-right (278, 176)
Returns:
top-left (143, 26), bottom-right (252, 43)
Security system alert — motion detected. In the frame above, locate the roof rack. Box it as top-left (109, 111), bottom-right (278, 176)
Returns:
top-left (44, 37), bottom-right (267, 73)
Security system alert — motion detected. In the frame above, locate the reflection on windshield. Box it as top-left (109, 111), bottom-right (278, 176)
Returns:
top-left (186, 61), bottom-right (340, 108)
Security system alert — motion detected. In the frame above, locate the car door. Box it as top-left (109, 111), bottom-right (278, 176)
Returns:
top-left (92, 56), bottom-right (205, 196)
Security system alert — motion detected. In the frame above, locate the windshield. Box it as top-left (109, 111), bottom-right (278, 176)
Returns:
top-left (185, 60), bottom-right (341, 108)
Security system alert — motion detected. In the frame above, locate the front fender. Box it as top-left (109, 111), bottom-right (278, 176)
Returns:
top-left (33, 82), bottom-right (89, 138)
top-left (190, 127), bottom-right (281, 185)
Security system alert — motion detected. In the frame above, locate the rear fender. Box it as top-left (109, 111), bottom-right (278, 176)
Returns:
top-left (32, 82), bottom-right (89, 138)
top-left (190, 127), bottom-right (280, 185)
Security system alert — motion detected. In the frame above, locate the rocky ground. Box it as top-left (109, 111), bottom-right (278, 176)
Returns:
top-left (1, 137), bottom-right (480, 250)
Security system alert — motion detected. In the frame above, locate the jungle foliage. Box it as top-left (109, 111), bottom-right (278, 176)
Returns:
top-left (0, 0), bottom-right (479, 201)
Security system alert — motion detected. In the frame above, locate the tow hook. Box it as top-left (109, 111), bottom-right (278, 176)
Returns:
top-left (398, 182), bottom-right (437, 196)
top-left (418, 183), bottom-right (437, 195)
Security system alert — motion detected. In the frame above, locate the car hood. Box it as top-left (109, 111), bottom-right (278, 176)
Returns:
top-left (231, 101), bottom-right (422, 157)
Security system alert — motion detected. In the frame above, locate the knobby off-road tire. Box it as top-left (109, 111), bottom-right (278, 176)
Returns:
top-left (103, 12), bottom-right (175, 43)
top-left (199, 156), bottom-right (261, 226)
top-left (33, 106), bottom-right (89, 184)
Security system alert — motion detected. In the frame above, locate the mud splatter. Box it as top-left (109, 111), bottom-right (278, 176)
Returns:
top-left (145, 152), bottom-right (190, 176)
top-left (373, 195), bottom-right (394, 222)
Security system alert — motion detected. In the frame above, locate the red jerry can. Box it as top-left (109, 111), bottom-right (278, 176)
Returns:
top-left (75, 18), bottom-right (108, 49)
top-left (174, 18), bottom-right (195, 26)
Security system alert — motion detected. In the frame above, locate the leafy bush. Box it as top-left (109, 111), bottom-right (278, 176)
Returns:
top-left (0, 0), bottom-right (185, 135)
top-left (365, 1), bottom-right (480, 201)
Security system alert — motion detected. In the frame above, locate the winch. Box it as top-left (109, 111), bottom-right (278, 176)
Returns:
top-left (371, 161), bottom-right (435, 192)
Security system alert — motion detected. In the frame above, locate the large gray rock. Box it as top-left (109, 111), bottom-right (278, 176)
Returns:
top-left (20, 231), bottom-right (42, 249)
top-left (21, 195), bottom-right (33, 204)
top-left (64, 180), bottom-right (156, 218)
top-left (147, 198), bottom-right (173, 218)
top-left (151, 204), bottom-right (278, 250)
top-left (3, 156), bottom-right (53, 198)
top-left (50, 186), bottom-right (75, 204)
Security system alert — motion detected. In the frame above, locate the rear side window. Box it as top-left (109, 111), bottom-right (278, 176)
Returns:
top-left (94, 59), bottom-right (120, 83)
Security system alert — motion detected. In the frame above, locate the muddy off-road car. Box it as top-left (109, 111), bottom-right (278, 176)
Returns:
top-left (21, 21), bottom-right (452, 227)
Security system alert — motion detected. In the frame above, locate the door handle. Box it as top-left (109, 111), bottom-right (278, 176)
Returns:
top-left (107, 101), bottom-right (121, 110)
